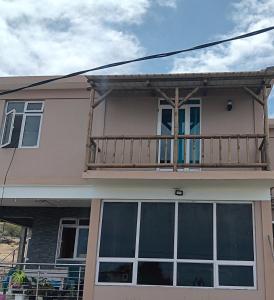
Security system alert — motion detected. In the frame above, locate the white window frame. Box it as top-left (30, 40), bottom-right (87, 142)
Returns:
top-left (56, 218), bottom-right (89, 261)
top-left (157, 99), bottom-right (202, 167)
top-left (96, 200), bottom-right (256, 290)
top-left (1, 101), bottom-right (44, 148)
top-left (0, 109), bottom-right (16, 148)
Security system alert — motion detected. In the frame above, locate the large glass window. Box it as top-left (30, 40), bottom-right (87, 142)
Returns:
top-left (1, 101), bottom-right (43, 148)
top-left (97, 202), bottom-right (255, 289)
top-left (139, 203), bottom-right (174, 258)
top-left (58, 218), bottom-right (89, 259)
top-left (99, 202), bottom-right (137, 258)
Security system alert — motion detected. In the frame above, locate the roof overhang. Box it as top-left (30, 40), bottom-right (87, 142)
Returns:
top-left (87, 67), bottom-right (274, 94)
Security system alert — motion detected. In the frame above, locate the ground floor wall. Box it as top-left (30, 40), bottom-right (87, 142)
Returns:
top-left (0, 206), bottom-right (90, 263)
top-left (84, 200), bottom-right (274, 300)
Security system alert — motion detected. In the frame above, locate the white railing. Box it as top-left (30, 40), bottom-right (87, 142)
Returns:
top-left (0, 262), bottom-right (85, 299)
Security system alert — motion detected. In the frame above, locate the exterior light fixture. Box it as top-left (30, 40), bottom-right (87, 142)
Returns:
top-left (174, 189), bottom-right (184, 196)
top-left (227, 100), bottom-right (233, 111)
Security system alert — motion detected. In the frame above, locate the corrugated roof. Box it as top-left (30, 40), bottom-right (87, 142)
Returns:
top-left (87, 67), bottom-right (274, 82)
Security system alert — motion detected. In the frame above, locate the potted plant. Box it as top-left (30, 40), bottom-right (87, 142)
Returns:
top-left (10, 269), bottom-right (29, 300)
top-left (25, 277), bottom-right (55, 300)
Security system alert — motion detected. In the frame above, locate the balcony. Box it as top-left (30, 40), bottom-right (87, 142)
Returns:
top-left (85, 72), bottom-right (273, 173)
top-left (86, 134), bottom-right (267, 170)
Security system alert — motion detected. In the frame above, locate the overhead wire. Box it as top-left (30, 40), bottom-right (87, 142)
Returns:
top-left (0, 26), bottom-right (274, 97)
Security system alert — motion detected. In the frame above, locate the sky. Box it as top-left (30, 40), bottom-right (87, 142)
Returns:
top-left (0, 0), bottom-right (274, 114)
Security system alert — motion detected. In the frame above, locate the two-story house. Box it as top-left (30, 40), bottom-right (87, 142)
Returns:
top-left (0, 68), bottom-right (274, 300)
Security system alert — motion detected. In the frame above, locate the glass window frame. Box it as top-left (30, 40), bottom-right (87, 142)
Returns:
top-left (157, 99), bottom-right (201, 166)
top-left (57, 218), bottom-right (89, 260)
top-left (96, 201), bottom-right (256, 290)
top-left (1, 101), bottom-right (44, 148)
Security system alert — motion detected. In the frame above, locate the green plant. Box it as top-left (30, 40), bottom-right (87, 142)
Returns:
top-left (11, 269), bottom-right (28, 288)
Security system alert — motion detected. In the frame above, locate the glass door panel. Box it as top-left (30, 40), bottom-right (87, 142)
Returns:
top-left (159, 109), bottom-right (172, 163)
top-left (189, 107), bottom-right (200, 164)
top-left (158, 102), bottom-right (200, 166)
top-left (178, 109), bottom-right (185, 163)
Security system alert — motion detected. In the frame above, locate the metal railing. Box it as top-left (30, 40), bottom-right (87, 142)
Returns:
top-left (0, 262), bottom-right (85, 299)
top-left (86, 134), bottom-right (267, 170)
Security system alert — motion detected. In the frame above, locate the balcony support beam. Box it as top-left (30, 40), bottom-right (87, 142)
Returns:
top-left (263, 85), bottom-right (271, 170)
top-left (173, 87), bottom-right (179, 171)
top-left (154, 88), bottom-right (175, 107)
top-left (179, 87), bottom-right (200, 107)
top-left (243, 86), bottom-right (264, 106)
top-left (85, 88), bottom-right (96, 171)
top-left (92, 89), bottom-right (113, 109)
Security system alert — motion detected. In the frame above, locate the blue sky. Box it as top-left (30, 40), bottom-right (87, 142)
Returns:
top-left (125, 0), bottom-right (235, 73)
top-left (0, 0), bottom-right (274, 115)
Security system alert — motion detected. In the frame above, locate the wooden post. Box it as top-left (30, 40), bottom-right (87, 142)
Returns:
top-left (85, 88), bottom-right (96, 171)
top-left (263, 85), bottom-right (271, 170)
top-left (173, 88), bottom-right (179, 171)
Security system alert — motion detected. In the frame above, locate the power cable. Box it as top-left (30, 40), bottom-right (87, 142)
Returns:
top-left (0, 26), bottom-right (273, 97)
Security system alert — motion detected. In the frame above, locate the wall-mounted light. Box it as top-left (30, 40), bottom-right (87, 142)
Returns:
top-left (227, 99), bottom-right (233, 111)
top-left (174, 188), bottom-right (184, 196)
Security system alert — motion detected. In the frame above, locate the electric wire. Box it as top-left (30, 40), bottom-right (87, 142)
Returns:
top-left (0, 26), bottom-right (274, 97)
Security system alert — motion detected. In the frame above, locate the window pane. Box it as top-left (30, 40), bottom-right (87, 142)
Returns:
top-left (177, 263), bottom-right (213, 287)
top-left (9, 115), bottom-right (23, 148)
top-left (219, 265), bottom-right (254, 287)
top-left (60, 227), bottom-right (76, 258)
top-left (79, 219), bottom-right (89, 226)
top-left (26, 103), bottom-right (43, 111)
top-left (189, 107), bottom-right (200, 163)
top-left (217, 204), bottom-right (254, 261)
top-left (7, 102), bottom-right (24, 113)
top-left (62, 220), bottom-right (77, 225)
top-left (2, 112), bottom-right (14, 145)
top-left (160, 109), bottom-right (172, 163)
top-left (178, 109), bottom-right (185, 163)
top-left (178, 203), bottom-right (213, 260)
top-left (21, 115), bottom-right (41, 147)
top-left (98, 262), bottom-right (133, 283)
top-left (99, 202), bottom-right (137, 258)
top-left (77, 228), bottom-right (89, 258)
top-left (139, 203), bottom-right (174, 258)
top-left (137, 262), bottom-right (173, 286)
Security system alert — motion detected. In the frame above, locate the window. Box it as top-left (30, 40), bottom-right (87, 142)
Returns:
top-left (58, 219), bottom-right (89, 260)
top-left (1, 101), bottom-right (44, 148)
top-left (97, 202), bottom-right (255, 289)
top-left (158, 99), bottom-right (201, 164)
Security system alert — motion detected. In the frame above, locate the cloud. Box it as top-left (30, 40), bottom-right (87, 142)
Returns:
top-left (155, 0), bottom-right (177, 8)
top-left (171, 0), bottom-right (274, 73)
top-left (0, 0), bottom-right (175, 76)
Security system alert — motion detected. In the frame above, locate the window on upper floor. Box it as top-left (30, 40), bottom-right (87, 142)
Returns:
top-left (97, 201), bottom-right (255, 289)
top-left (57, 218), bottom-right (89, 260)
top-left (1, 101), bottom-right (44, 148)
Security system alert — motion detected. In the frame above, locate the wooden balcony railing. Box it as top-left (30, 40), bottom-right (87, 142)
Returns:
top-left (86, 134), bottom-right (267, 170)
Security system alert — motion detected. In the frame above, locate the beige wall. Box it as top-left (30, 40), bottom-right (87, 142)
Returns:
top-left (83, 200), bottom-right (274, 300)
top-left (0, 88), bottom-right (91, 185)
top-left (104, 89), bottom-right (261, 136)
top-left (269, 127), bottom-right (274, 169)
top-left (0, 83), bottom-right (266, 185)
top-left (98, 88), bottom-right (264, 167)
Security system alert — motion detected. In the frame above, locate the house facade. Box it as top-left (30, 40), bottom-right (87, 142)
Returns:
top-left (0, 69), bottom-right (274, 300)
